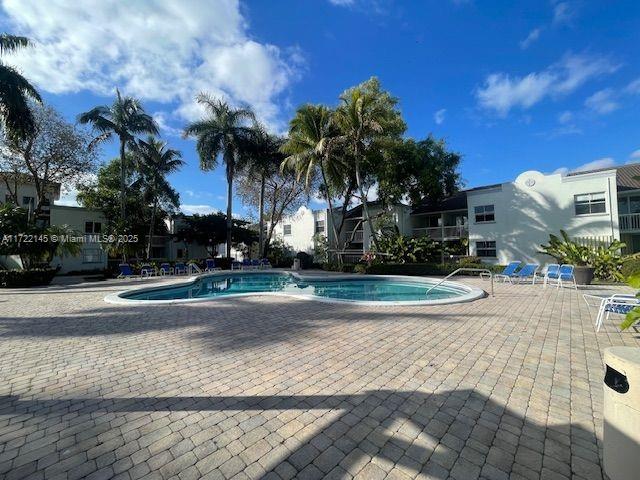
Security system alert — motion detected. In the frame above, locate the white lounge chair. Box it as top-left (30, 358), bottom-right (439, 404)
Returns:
top-left (583, 293), bottom-right (640, 332)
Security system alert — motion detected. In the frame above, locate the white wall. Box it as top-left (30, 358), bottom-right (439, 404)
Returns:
top-left (275, 206), bottom-right (318, 254)
top-left (468, 170), bottom-right (618, 265)
top-left (49, 205), bottom-right (108, 273)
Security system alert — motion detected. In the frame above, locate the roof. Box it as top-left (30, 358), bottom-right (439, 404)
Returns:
top-left (342, 201), bottom-right (408, 219)
top-left (614, 164), bottom-right (640, 191)
top-left (410, 183), bottom-right (501, 215)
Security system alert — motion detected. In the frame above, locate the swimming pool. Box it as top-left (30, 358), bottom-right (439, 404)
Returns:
top-left (105, 271), bottom-right (486, 306)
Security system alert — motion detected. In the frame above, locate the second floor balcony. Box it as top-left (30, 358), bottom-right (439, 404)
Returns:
top-left (412, 225), bottom-right (468, 240)
top-left (619, 213), bottom-right (640, 232)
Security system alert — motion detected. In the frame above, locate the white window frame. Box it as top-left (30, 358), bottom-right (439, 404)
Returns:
top-left (476, 240), bottom-right (496, 258)
top-left (283, 224), bottom-right (292, 235)
top-left (82, 248), bottom-right (103, 264)
top-left (474, 205), bottom-right (495, 223)
top-left (574, 192), bottom-right (606, 216)
top-left (315, 220), bottom-right (325, 234)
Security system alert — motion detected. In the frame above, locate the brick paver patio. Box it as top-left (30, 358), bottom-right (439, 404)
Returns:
top-left (1, 275), bottom-right (639, 480)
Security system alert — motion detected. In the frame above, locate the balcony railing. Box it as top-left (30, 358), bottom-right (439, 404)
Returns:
top-left (412, 225), bottom-right (468, 240)
top-left (619, 213), bottom-right (640, 232)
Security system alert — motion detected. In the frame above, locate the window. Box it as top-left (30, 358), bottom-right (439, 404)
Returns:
top-left (574, 192), bottom-right (606, 215)
top-left (22, 196), bottom-right (35, 207)
top-left (283, 224), bottom-right (292, 235)
top-left (474, 205), bottom-right (495, 223)
top-left (315, 220), bottom-right (325, 234)
top-left (84, 221), bottom-right (102, 234)
top-left (82, 248), bottom-right (103, 263)
top-left (476, 241), bottom-right (496, 258)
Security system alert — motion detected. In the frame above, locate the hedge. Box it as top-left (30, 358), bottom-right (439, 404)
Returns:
top-left (364, 263), bottom-right (505, 276)
top-left (621, 256), bottom-right (640, 279)
top-left (0, 268), bottom-right (57, 288)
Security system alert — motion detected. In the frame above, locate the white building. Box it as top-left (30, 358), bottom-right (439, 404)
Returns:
top-left (275, 165), bottom-right (640, 265)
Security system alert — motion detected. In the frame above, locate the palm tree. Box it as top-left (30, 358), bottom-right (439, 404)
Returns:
top-left (281, 104), bottom-right (344, 252)
top-left (78, 89), bottom-right (158, 225)
top-left (0, 34), bottom-right (41, 140)
top-left (183, 94), bottom-right (255, 257)
top-left (131, 137), bottom-right (184, 260)
top-left (240, 125), bottom-right (284, 257)
top-left (333, 78), bottom-right (405, 251)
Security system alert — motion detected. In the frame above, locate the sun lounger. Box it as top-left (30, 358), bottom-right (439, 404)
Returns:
top-left (205, 258), bottom-right (221, 272)
top-left (584, 293), bottom-right (640, 331)
top-left (509, 263), bottom-right (539, 284)
top-left (117, 263), bottom-right (137, 279)
top-left (174, 262), bottom-right (188, 275)
top-left (494, 262), bottom-right (521, 283)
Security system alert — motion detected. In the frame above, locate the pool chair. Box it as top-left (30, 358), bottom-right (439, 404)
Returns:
top-left (241, 259), bottom-right (253, 270)
top-left (251, 259), bottom-right (261, 269)
top-left (174, 262), bottom-right (188, 275)
top-left (494, 261), bottom-right (522, 283)
top-left (260, 258), bottom-right (272, 269)
top-left (205, 258), bottom-right (222, 272)
top-left (159, 263), bottom-right (173, 276)
top-left (140, 264), bottom-right (157, 278)
top-left (231, 260), bottom-right (242, 270)
top-left (535, 263), bottom-right (560, 286)
top-left (117, 263), bottom-right (137, 279)
top-left (558, 264), bottom-right (577, 289)
top-left (583, 293), bottom-right (640, 332)
top-left (509, 263), bottom-right (539, 284)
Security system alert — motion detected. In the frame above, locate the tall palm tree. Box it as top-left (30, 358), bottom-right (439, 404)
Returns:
top-left (130, 137), bottom-right (184, 260)
top-left (183, 94), bottom-right (255, 257)
top-left (78, 89), bottom-right (158, 225)
top-left (0, 34), bottom-right (41, 140)
top-left (281, 104), bottom-right (344, 252)
top-left (240, 125), bottom-right (284, 257)
top-left (333, 78), bottom-right (405, 251)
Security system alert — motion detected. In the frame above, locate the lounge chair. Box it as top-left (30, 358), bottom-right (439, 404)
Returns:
top-left (117, 263), bottom-right (137, 279)
top-left (260, 258), bottom-right (272, 269)
top-left (584, 293), bottom-right (640, 332)
top-left (251, 259), bottom-right (261, 269)
top-left (509, 263), bottom-right (539, 284)
top-left (174, 262), bottom-right (188, 275)
top-left (494, 262), bottom-right (521, 283)
top-left (205, 258), bottom-right (221, 272)
top-left (231, 261), bottom-right (242, 270)
top-left (159, 263), bottom-right (173, 275)
top-left (241, 259), bottom-right (253, 270)
top-left (558, 264), bottom-right (577, 289)
top-left (535, 263), bottom-right (560, 286)
top-left (140, 264), bottom-right (157, 278)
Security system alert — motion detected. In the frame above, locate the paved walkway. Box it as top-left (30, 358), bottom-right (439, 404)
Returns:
top-left (0, 275), bottom-right (638, 480)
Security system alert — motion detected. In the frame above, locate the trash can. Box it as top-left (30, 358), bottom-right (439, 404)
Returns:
top-left (292, 258), bottom-right (300, 271)
top-left (603, 347), bottom-right (640, 480)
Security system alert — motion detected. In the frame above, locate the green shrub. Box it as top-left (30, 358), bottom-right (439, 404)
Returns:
top-left (296, 252), bottom-right (313, 269)
top-left (364, 262), bottom-right (503, 276)
top-left (621, 256), bottom-right (640, 279)
top-left (0, 268), bottom-right (57, 288)
top-left (354, 263), bottom-right (367, 274)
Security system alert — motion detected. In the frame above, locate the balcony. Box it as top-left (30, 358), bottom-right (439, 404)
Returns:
top-left (412, 225), bottom-right (468, 240)
top-left (619, 213), bottom-right (640, 232)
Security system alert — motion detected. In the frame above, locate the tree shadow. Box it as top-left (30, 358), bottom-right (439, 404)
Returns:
top-left (0, 389), bottom-right (604, 479)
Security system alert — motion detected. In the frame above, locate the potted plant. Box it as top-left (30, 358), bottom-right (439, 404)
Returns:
top-left (540, 230), bottom-right (625, 285)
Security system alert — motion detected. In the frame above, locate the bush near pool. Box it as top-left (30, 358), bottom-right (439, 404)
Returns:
top-left (0, 269), bottom-right (57, 288)
top-left (362, 262), bottom-right (505, 276)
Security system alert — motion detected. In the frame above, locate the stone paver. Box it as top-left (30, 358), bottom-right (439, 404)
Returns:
top-left (0, 274), bottom-right (637, 479)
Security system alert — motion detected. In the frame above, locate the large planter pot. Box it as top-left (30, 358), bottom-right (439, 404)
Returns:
top-left (574, 266), bottom-right (595, 285)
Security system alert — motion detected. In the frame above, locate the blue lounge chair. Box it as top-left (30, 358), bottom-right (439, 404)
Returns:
top-left (536, 263), bottom-right (560, 286)
top-left (231, 261), bottom-right (242, 270)
top-left (159, 263), bottom-right (173, 275)
top-left (494, 261), bottom-right (521, 283)
top-left (558, 264), bottom-right (577, 289)
top-left (140, 264), bottom-right (157, 278)
top-left (510, 263), bottom-right (539, 284)
top-left (174, 262), bottom-right (188, 275)
top-left (260, 258), bottom-right (272, 269)
top-left (251, 259), bottom-right (261, 269)
top-left (584, 293), bottom-right (640, 331)
top-left (205, 258), bottom-right (221, 272)
top-left (241, 259), bottom-right (252, 270)
top-left (118, 263), bottom-right (137, 279)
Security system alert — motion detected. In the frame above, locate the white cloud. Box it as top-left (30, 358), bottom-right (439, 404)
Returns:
top-left (584, 88), bottom-right (619, 114)
top-left (557, 111), bottom-right (573, 124)
top-left (552, 1), bottom-right (574, 25)
top-left (573, 157), bottom-right (616, 173)
top-left (626, 77), bottom-right (640, 95)
top-left (476, 52), bottom-right (619, 115)
top-left (519, 28), bottom-right (541, 49)
top-left (630, 149), bottom-right (640, 160)
top-left (433, 108), bottom-right (446, 125)
top-left (180, 204), bottom-right (221, 215)
top-left (328, 0), bottom-right (354, 5)
top-left (55, 173), bottom-right (98, 207)
top-left (153, 112), bottom-right (183, 137)
top-left (1, 0), bottom-right (301, 130)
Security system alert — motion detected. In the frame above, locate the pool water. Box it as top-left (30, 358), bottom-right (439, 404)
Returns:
top-left (118, 272), bottom-right (478, 304)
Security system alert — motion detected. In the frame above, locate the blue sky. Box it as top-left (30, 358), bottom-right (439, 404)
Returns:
top-left (1, 0), bottom-right (639, 217)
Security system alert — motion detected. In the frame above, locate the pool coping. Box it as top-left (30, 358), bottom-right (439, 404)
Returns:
top-left (104, 270), bottom-right (487, 306)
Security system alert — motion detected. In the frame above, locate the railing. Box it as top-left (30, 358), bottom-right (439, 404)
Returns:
top-left (350, 230), bottom-right (364, 242)
top-left (619, 213), bottom-right (640, 232)
top-left (412, 225), bottom-right (468, 240)
top-left (424, 267), bottom-right (494, 297)
top-left (188, 263), bottom-right (202, 275)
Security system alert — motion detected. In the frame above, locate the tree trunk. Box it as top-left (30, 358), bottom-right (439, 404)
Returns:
top-left (119, 138), bottom-right (127, 223)
top-left (319, 165), bottom-right (341, 262)
top-left (146, 198), bottom-right (157, 261)
top-left (258, 174), bottom-right (265, 258)
top-left (226, 173), bottom-right (233, 258)
top-left (354, 158), bottom-right (379, 251)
